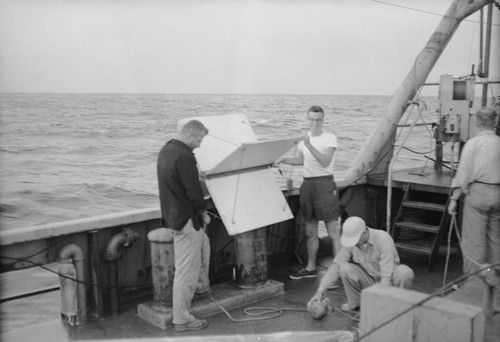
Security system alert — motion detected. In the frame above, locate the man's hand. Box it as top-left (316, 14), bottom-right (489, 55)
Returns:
top-left (307, 291), bottom-right (323, 311)
top-left (202, 211), bottom-right (211, 225)
top-left (199, 171), bottom-right (207, 182)
top-left (302, 133), bottom-right (311, 147)
top-left (448, 200), bottom-right (457, 216)
top-left (273, 156), bottom-right (284, 168)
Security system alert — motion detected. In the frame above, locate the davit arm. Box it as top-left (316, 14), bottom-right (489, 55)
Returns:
top-left (337, 0), bottom-right (494, 189)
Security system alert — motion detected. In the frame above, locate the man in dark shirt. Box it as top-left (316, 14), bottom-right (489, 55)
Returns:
top-left (157, 119), bottom-right (211, 332)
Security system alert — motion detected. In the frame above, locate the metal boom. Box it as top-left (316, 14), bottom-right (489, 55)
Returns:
top-left (338, 0), bottom-right (494, 189)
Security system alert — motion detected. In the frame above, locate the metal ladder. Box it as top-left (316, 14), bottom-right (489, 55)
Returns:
top-left (391, 184), bottom-right (452, 271)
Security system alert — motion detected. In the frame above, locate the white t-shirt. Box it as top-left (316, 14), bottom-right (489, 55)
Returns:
top-left (298, 131), bottom-right (337, 178)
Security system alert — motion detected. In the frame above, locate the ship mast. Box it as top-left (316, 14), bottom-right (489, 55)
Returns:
top-left (479, 3), bottom-right (494, 106)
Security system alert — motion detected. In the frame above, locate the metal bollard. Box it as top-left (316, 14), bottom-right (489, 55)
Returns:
top-left (147, 228), bottom-right (175, 310)
top-left (233, 227), bottom-right (268, 288)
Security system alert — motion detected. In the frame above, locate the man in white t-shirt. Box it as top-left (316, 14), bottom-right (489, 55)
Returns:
top-left (275, 105), bottom-right (341, 281)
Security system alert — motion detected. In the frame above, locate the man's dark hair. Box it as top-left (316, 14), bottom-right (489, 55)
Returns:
top-left (308, 106), bottom-right (324, 114)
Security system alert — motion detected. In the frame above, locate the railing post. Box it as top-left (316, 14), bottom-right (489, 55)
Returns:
top-left (88, 230), bottom-right (104, 318)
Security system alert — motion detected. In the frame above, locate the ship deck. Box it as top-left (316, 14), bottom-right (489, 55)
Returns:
top-left (366, 166), bottom-right (453, 194)
top-left (2, 246), bottom-right (499, 341)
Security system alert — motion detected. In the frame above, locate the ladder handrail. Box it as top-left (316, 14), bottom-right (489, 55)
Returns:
top-left (386, 100), bottom-right (427, 234)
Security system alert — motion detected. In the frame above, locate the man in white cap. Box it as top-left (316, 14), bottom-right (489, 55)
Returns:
top-left (307, 216), bottom-right (414, 312)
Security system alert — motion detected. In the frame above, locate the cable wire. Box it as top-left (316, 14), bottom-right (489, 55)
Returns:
top-left (0, 237), bottom-right (70, 269)
top-left (207, 294), bottom-right (308, 322)
top-left (0, 255), bottom-right (152, 295)
top-left (368, 0), bottom-right (500, 26)
top-left (199, 235), bottom-right (309, 323)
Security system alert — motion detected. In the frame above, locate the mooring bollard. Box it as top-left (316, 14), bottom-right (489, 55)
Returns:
top-left (148, 228), bottom-right (175, 310)
top-left (233, 227), bottom-right (268, 288)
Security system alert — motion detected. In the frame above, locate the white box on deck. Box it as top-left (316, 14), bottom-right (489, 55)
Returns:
top-left (360, 284), bottom-right (485, 342)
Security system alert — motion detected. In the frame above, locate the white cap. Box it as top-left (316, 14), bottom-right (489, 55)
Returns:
top-left (340, 217), bottom-right (366, 247)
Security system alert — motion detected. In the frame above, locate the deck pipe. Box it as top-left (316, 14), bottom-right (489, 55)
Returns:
top-left (103, 228), bottom-right (138, 316)
top-left (58, 243), bottom-right (87, 325)
top-left (147, 228), bottom-right (175, 310)
top-left (233, 227), bottom-right (268, 288)
top-left (88, 230), bottom-right (104, 318)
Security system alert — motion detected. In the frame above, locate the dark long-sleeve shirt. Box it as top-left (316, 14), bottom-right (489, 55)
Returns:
top-left (157, 139), bottom-right (206, 231)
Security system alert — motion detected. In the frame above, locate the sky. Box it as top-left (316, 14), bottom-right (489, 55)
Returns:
top-left (0, 0), bottom-right (498, 95)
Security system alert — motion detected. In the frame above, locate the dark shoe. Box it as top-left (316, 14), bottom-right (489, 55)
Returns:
top-left (289, 268), bottom-right (317, 280)
top-left (194, 291), bottom-right (209, 299)
top-left (175, 319), bottom-right (208, 332)
top-left (341, 303), bottom-right (359, 312)
top-left (195, 287), bottom-right (209, 295)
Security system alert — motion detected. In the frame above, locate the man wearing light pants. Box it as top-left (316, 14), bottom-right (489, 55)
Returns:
top-left (307, 216), bottom-right (414, 312)
top-left (157, 119), bottom-right (211, 332)
top-left (172, 219), bottom-right (210, 328)
top-left (448, 108), bottom-right (500, 275)
top-left (448, 108), bottom-right (500, 312)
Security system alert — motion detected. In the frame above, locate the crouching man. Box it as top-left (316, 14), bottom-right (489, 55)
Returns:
top-left (307, 216), bottom-right (414, 312)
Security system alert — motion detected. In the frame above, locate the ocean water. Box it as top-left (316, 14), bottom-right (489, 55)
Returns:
top-left (0, 93), bottom-right (442, 230)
